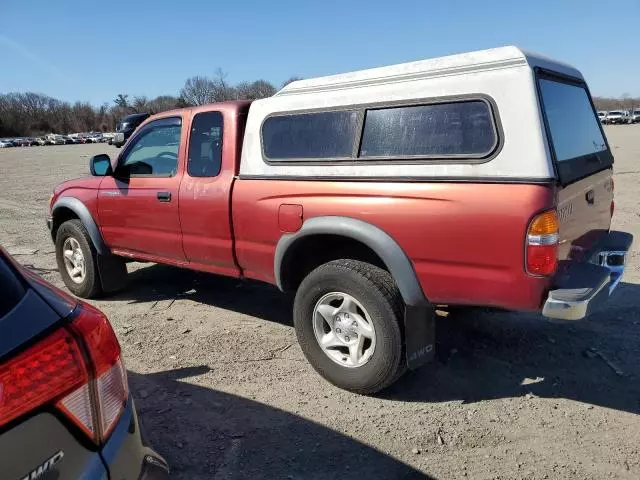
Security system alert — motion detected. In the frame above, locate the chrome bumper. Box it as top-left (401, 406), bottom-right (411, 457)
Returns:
top-left (543, 231), bottom-right (633, 321)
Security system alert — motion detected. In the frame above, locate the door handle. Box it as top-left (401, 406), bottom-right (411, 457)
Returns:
top-left (157, 191), bottom-right (171, 202)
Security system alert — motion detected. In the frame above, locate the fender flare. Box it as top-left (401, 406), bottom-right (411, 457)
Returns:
top-left (51, 197), bottom-right (109, 256)
top-left (274, 216), bottom-right (429, 307)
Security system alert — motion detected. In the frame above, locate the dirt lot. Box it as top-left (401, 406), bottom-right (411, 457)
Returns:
top-left (1, 127), bottom-right (639, 480)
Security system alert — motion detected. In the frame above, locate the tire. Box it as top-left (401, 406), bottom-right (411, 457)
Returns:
top-left (293, 259), bottom-right (405, 394)
top-left (55, 219), bottom-right (102, 298)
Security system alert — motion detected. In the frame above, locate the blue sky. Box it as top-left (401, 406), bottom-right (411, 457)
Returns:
top-left (1, 0), bottom-right (639, 105)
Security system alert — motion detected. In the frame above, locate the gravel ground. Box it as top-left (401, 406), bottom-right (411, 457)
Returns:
top-left (0, 126), bottom-right (639, 480)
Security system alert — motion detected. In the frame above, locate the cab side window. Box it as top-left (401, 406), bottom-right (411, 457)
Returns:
top-left (187, 112), bottom-right (223, 177)
top-left (117, 117), bottom-right (182, 177)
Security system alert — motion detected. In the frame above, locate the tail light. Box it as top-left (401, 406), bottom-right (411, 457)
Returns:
top-left (526, 210), bottom-right (559, 276)
top-left (0, 304), bottom-right (127, 443)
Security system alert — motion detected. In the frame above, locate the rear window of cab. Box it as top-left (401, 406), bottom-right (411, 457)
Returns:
top-left (261, 98), bottom-right (499, 163)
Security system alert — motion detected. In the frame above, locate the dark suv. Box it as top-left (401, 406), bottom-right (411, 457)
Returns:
top-left (112, 113), bottom-right (150, 147)
top-left (0, 246), bottom-right (169, 479)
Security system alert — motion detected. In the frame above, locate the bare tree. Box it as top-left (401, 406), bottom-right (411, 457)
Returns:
top-left (114, 94), bottom-right (130, 109)
top-left (621, 93), bottom-right (635, 111)
top-left (179, 76), bottom-right (217, 106)
top-left (148, 95), bottom-right (180, 113)
top-left (212, 68), bottom-right (237, 101)
top-left (236, 80), bottom-right (276, 100)
top-left (281, 76), bottom-right (303, 88)
top-left (593, 95), bottom-right (640, 111)
top-left (131, 96), bottom-right (150, 113)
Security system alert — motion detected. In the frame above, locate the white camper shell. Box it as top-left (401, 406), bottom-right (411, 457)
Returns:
top-left (240, 46), bottom-right (608, 186)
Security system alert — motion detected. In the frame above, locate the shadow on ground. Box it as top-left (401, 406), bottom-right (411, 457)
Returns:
top-left (122, 264), bottom-right (640, 415)
top-left (384, 281), bottom-right (640, 415)
top-left (112, 263), bottom-right (293, 326)
top-left (129, 367), bottom-right (429, 480)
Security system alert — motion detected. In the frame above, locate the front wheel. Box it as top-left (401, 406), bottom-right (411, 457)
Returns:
top-left (55, 219), bottom-right (102, 298)
top-left (293, 259), bottom-right (405, 394)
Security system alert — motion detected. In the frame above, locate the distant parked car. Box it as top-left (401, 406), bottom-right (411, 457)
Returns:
top-left (113, 113), bottom-right (150, 147)
top-left (0, 138), bottom-right (13, 148)
top-left (631, 109), bottom-right (640, 124)
top-left (34, 137), bottom-right (46, 146)
top-left (605, 110), bottom-right (630, 125)
top-left (11, 138), bottom-right (25, 147)
top-left (85, 134), bottom-right (102, 143)
top-left (49, 135), bottom-right (66, 145)
top-left (597, 111), bottom-right (607, 123)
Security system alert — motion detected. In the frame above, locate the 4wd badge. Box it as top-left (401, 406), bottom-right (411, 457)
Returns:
top-left (20, 451), bottom-right (64, 480)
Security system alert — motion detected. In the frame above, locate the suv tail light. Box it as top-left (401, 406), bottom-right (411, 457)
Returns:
top-left (0, 304), bottom-right (128, 443)
top-left (526, 210), bottom-right (559, 276)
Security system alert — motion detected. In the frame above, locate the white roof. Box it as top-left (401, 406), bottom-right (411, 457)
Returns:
top-left (276, 46), bottom-right (583, 96)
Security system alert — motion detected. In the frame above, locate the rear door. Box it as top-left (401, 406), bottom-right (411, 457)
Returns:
top-left (178, 111), bottom-right (240, 276)
top-left (98, 116), bottom-right (187, 261)
top-left (537, 73), bottom-right (614, 262)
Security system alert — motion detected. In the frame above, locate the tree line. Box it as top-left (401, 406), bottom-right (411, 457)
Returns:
top-left (592, 95), bottom-right (640, 112)
top-left (0, 71), bottom-right (300, 137)
top-left (0, 72), bottom-right (636, 137)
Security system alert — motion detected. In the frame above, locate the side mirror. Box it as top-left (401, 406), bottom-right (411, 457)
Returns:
top-left (90, 154), bottom-right (113, 176)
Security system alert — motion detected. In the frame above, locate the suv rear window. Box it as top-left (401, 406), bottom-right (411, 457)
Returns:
top-left (538, 76), bottom-right (612, 184)
top-left (0, 254), bottom-right (25, 318)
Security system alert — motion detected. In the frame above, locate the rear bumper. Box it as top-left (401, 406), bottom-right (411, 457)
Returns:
top-left (543, 231), bottom-right (633, 320)
top-left (101, 396), bottom-right (169, 480)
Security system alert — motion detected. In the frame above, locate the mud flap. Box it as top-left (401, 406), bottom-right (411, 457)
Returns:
top-left (97, 254), bottom-right (128, 293)
top-left (404, 305), bottom-right (436, 370)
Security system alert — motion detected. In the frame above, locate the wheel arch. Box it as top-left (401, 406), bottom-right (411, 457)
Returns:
top-left (275, 216), bottom-right (428, 307)
top-left (51, 197), bottom-right (109, 256)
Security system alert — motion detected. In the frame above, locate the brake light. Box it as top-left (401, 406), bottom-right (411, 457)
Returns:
top-left (0, 329), bottom-right (88, 427)
top-left (0, 305), bottom-right (127, 444)
top-left (526, 210), bottom-right (559, 276)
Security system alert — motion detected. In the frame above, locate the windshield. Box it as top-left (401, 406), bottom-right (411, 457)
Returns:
top-left (608, 111), bottom-right (623, 116)
top-left (539, 78), bottom-right (607, 162)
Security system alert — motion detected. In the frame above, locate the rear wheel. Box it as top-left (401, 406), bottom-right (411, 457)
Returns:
top-left (294, 259), bottom-right (405, 394)
top-left (55, 219), bottom-right (102, 298)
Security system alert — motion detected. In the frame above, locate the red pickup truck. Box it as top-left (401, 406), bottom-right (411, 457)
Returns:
top-left (48, 47), bottom-right (632, 393)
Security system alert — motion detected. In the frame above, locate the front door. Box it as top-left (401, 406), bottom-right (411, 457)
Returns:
top-left (98, 115), bottom-right (187, 262)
